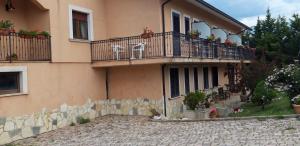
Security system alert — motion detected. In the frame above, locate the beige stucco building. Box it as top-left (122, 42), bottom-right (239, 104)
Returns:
top-left (0, 0), bottom-right (254, 144)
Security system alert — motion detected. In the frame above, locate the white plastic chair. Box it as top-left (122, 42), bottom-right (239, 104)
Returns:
top-left (131, 43), bottom-right (146, 59)
top-left (112, 45), bottom-right (124, 60)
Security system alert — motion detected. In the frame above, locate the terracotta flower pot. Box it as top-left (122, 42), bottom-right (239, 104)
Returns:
top-left (293, 104), bottom-right (300, 114)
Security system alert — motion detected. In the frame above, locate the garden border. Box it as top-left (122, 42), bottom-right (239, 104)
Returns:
top-left (150, 114), bottom-right (300, 122)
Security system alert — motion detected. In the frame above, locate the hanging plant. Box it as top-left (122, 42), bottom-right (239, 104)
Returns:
top-left (5, 0), bottom-right (15, 12)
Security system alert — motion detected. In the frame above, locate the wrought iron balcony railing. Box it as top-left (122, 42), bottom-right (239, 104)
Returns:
top-left (91, 32), bottom-right (255, 62)
top-left (0, 32), bottom-right (51, 62)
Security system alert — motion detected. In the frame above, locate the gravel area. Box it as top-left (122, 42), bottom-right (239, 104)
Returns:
top-left (12, 116), bottom-right (300, 146)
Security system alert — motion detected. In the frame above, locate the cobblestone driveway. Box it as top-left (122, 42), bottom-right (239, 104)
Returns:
top-left (13, 116), bottom-right (300, 146)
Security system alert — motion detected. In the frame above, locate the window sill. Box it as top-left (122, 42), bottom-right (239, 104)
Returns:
top-left (69, 39), bottom-right (91, 43)
top-left (168, 96), bottom-right (183, 100)
top-left (0, 92), bottom-right (28, 98)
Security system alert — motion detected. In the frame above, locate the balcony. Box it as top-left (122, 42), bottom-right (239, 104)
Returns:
top-left (0, 32), bottom-right (51, 62)
top-left (91, 32), bottom-right (255, 67)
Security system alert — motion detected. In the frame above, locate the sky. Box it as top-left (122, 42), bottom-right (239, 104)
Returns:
top-left (204, 0), bottom-right (300, 27)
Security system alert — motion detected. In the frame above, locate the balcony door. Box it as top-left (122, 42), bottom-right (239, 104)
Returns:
top-left (172, 11), bottom-right (181, 56)
top-left (212, 67), bottom-right (219, 87)
top-left (203, 67), bottom-right (209, 89)
top-left (170, 68), bottom-right (180, 98)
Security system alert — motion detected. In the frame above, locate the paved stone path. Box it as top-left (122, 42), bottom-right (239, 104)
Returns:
top-left (13, 116), bottom-right (300, 146)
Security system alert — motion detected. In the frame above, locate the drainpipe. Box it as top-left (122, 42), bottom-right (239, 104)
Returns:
top-left (105, 68), bottom-right (109, 100)
top-left (162, 0), bottom-right (172, 57)
top-left (161, 0), bottom-right (171, 117)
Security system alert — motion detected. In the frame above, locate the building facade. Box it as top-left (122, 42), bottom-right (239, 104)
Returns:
top-left (0, 0), bottom-right (254, 144)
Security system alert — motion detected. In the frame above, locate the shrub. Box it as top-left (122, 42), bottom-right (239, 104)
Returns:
top-left (76, 116), bottom-right (90, 124)
top-left (265, 64), bottom-right (300, 97)
top-left (184, 91), bottom-right (206, 110)
top-left (252, 81), bottom-right (277, 106)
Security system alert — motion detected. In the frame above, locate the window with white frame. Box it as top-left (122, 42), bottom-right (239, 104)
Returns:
top-left (69, 5), bottom-right (94, 41)
top-left (0, 66), bottom-right (28, 95)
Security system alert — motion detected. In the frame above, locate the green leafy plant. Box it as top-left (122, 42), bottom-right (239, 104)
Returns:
top-left (76, 116), bottom-right (90, 124)
top-left (184, 91), bottom-right (206, 110)
top-left (39, 31), bottom-right (50, 37)
top-left (18, 30), bottom-right (38, 38)
top-left (70, 122), bottom-right (75, 126)
top-left (190, 30), bottom-right (200, 39)
top-left (207, 34), bottom-right (215, 41)
top-left (0, 20), bottom-right (13, 29)
top-left (251, 81), bottom-right (277, 107)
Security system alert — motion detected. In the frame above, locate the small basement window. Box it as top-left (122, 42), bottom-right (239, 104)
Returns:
top-left (0, 72), bottom-right (20, 95)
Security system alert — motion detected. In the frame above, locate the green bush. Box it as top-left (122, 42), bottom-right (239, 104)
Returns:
top-left (76, 116), bottom-right (90, 124)
top-left (184, 91), bottom-right (206, 110)
top-left (252, 81), bottom-right (277, 106)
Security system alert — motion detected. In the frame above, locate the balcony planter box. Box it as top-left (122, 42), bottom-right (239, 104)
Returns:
top-left (37, 34), bottom-right (47, 40)
top-left (0, 28), bottom-right (14, 36)
top-left (183, 109), bottom-right (209, 120)
top-left (292, 104), bottom-right (300, 114)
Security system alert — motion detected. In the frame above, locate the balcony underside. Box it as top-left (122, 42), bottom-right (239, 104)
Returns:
top-left (92, 57), bottom-right (251, 68)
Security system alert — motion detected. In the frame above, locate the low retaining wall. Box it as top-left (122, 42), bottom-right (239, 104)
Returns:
top-left (0, 98), bottom-right (165, 145)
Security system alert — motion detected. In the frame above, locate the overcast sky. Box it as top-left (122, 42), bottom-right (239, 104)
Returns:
top-left (204, 0), bottom-right (300, 27)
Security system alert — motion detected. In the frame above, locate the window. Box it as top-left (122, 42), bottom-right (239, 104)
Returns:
top-left (184, 68), bottom-right (190, 94)
top-left (72, 11), bottom-right (88, 40)
top-left (194, 68), bottom-right (199, 91)
top-left (184, 16), bottom-right (190, 34)
top-left (69, 5), bottom-right (93, 41)
top-left (212, 67), bottom-right (219, 87)
top-left (0, 66), bottom-right (28, 96)
top-left (203, 67), bottom-right (209, 89)
top-left (0, 72), bottom-right (20, 95)
top-left (170, 68), bottom-right (180, 98)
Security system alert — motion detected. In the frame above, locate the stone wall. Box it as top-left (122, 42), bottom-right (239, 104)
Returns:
top-left (166, 97), bottom-right (185, 119)
top-left (0, 98), bottom-right (164, 145)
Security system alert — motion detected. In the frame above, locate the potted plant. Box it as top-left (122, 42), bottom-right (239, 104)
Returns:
top-left (207, 34), bottom-right (215, 42)
top-left (0, 20), bottom-right (14, 35)
top-left (141, 27), bottom-right (154, 39)
top-left (6, 53), bottom-right (18, 61)
top-left (183, 91), bottom-right (209, 119)
top-left (224, 39), bottom-right (232, 47)
top-left (18, 30), bottom-right (38, 39)
top-left (292, 96), bottom-right (300, 114)
top-left (215, 37), bottom-right (221, 43)
top-left (37, 31), bottom-right (50, 39)
top-left (190, 30), bottom-right (200, 39)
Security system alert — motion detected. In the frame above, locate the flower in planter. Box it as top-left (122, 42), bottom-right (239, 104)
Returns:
top-left (207, 34), bottom-right (215, 42)
top-left (0, 20), bottom-right (14, 35)
top-left (224, 39), bottom-right (232, 47)
top-left (141, 27), bottom-right (154, 39)
top-left (189, 30), bottom-right (201, 39)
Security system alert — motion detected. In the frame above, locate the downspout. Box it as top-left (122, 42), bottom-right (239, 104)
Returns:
top-left (161, 0), bottom-right (171, 117)
top-left (106, 68), bottom-right (109, 100)
top-left (161, 64), bottom-right (167, 116)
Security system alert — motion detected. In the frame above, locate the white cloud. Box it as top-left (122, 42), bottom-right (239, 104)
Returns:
top-left (239, 0), bottom-right (300, 26)
top-left (240, 15), bottom-right (265, 27)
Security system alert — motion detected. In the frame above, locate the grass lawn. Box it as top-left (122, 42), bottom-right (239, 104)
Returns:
top-left (229, 92), bottom-right (295, 117)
